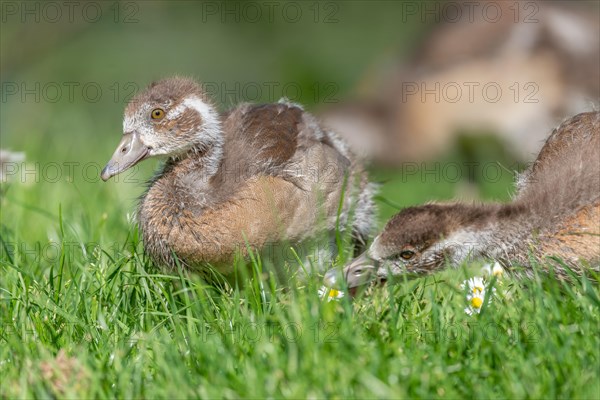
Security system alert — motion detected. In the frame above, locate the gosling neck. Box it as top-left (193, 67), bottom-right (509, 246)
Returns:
top-left (172, 96), bottom-right (224, 177)
top-left (168, 138), bottom-right (224, 180)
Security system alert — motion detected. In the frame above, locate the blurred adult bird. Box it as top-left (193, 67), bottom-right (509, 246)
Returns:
top-left (322, 1), bottom-right (599, 165)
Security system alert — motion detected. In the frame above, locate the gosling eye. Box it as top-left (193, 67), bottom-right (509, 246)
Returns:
top-left (151, 108), bottom-right (165, 120)
top-left (399, 250), bottom-right (415, 260)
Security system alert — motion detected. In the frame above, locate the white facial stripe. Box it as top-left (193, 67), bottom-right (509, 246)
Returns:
top-left (166, 103), bottom-right (186, 121)
top-left (182, 96), bottom-right (221, 133)
top-left (432, 228), bottom-right (490, 264)
top-left (165, 95), bottom-right (221, 140)
top-left (166, 96), bottom-right (217, 122)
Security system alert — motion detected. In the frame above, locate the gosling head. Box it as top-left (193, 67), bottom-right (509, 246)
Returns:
top-left (324, 203), bottom-right (493, 289)
top-left (101, 77), bottom-right (221, 181)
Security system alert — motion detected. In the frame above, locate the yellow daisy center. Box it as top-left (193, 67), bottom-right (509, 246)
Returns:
top-left (471, 297), bottom-right (483, 308)
top-left (329, 289), bottom-right (340, 298)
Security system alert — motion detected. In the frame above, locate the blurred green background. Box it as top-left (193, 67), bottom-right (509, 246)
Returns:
top-left (1, 1), bottom-right (517, 247)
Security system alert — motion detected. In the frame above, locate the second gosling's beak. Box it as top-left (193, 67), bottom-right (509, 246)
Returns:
top-left (323, 252), bottom-right (378, 289)
top-left (101, 132), bottom-right (150, 181)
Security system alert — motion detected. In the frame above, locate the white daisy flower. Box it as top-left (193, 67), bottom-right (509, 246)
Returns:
top-left (461, 276), bottom-right (496, 315)
top-left (318, 286), bottom-right (344, 302)
top-left (481, 261), bottom-right (504, 278)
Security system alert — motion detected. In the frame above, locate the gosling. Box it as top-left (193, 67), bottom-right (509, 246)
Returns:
top-left (101, 77), bottom-right (375, 274)
top-left (325, 111), bottom-right (599, 289)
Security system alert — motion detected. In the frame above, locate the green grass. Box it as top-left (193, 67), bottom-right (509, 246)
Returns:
top-left (1, 161), bottom-right (599, 399)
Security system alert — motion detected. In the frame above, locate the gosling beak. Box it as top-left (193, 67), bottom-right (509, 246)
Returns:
top-left (101, 132), bottom-right (150, 181)
top-left (323, 252), bottom-right (378, 289)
